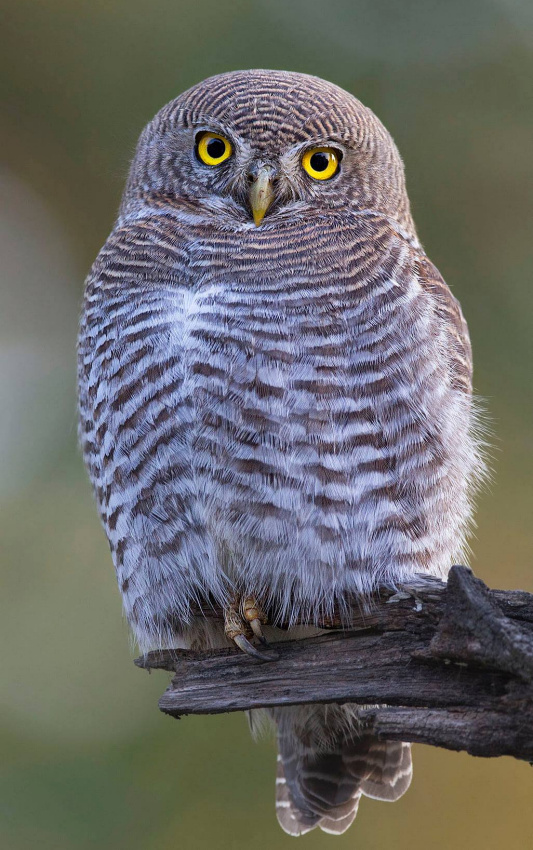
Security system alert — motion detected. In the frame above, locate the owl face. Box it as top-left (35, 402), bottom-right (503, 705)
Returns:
top-left (122, 70), bottom-right (414, 235)
top-left (183, 125), bottom-right (345, 226)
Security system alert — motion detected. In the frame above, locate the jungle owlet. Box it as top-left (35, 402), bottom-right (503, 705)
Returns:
top-left (78, 70), bottom-right (482, 835)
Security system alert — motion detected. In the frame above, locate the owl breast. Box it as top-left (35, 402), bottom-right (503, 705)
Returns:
top-left (178, 212), bottom-right (475, 621)
top-left (79, 210), bottom-right (477, 643)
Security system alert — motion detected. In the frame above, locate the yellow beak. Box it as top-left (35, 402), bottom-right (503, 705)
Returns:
top-left (249, 166), bottom-right (275, 226)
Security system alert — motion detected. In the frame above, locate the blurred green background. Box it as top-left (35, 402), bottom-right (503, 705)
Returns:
top-left (1, 1), bottom-right (532, 848)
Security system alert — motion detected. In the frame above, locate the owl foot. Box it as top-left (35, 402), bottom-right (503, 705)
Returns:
top-left (387, 584), bottom-right (424, 613)
top-left (224, 596), bottom-right (278, 662)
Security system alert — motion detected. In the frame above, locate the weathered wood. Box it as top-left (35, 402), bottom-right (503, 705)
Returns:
top-left (135, 566), bottom-right (533, 763)
top-left (428, 567), bottom-right (533, 681)
top-left (358, 705), bottom-right (533, 760)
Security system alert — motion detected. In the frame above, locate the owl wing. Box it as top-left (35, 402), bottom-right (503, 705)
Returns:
top-left (78, 216), bottom-right (227, 651)
top-left (415, 252), bottom-right (473, 394)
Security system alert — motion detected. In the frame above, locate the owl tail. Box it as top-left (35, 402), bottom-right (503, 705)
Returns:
top-left (274, 712), bottom-right (412, 836)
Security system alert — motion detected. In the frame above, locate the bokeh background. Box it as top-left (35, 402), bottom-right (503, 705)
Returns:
top-left (2, 1), bottom-right (532, 848)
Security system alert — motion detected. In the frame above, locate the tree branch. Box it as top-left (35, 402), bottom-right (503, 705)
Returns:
top-left (135, 566), bottom-right (533, 762)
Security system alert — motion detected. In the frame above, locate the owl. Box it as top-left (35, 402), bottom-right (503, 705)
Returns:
top-left (78, 70), bottom-right (482, 835)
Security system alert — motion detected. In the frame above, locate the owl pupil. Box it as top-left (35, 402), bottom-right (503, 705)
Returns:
top-left (310, 152), bottom-right (329, 172)
top-left (207, 138), bottom-right (226, 159)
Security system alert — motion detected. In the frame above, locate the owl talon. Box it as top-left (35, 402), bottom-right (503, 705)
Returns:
top-left (249, 618), bottom-right (268, 643)
top-left (233, 633), bottom-right (278, 662)
top-left (242, 595), bottom-right (269, 643)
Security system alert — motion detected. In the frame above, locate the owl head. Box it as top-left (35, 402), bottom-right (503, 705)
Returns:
top-left (121, 69), bottom-right (415, 236)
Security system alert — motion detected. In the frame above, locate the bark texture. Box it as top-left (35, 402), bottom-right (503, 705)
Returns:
top-left (135, 566), bottom-right (533, 762)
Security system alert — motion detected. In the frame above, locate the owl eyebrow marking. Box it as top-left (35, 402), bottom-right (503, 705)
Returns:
top-left (173, 105), bottom-right (232, 131)
top-left (177, 98), bottom-right (343, 144)
top-left (298, 109), bottom-right (352, 143)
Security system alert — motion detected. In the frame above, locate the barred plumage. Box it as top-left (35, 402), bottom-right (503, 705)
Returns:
top-left (78, 70), bottom-right (483, 835)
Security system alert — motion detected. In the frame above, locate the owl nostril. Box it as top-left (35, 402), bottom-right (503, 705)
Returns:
top-left (247, 163), bottom-right (278, 184)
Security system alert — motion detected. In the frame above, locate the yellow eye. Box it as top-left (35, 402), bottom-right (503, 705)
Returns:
top-left (301, 147), bottom-right (340, 180)
top-left (196, 132), bottom-right (232, 166)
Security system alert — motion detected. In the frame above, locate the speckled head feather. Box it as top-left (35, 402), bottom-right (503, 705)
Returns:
top-left (79, 70), bottom-right (485, 836)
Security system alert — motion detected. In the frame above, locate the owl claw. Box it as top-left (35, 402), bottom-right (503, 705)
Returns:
top-left (249, 618), bottom-right (268, 643)
top-left (224, 595), bottom-right (278, 661)
top-left (242, 595), bottom-right (269, 642)
top-left (233, 633), bottom-right (278, 662)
